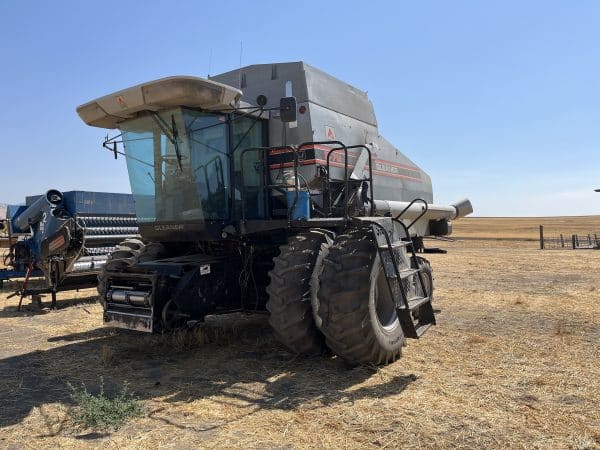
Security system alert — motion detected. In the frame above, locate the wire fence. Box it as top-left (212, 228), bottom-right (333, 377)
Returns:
top-left (539, 226), bottom-right (600, 250)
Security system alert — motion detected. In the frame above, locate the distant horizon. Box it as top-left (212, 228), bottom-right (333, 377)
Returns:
top-left (457, 214), bottom-right (600, 220)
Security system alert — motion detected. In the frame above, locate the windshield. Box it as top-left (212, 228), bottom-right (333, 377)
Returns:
top-left (121, 108), bottom-right (229, 222)
top-left (120, 108), bottom-right (266, 224)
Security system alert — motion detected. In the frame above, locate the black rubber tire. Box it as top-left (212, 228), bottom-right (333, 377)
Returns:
top-left (97, 239), bottom-right (165, 305)
top-left (310, 231), bottom-right (335, 330)
top-left (266, 230), bottom-right (331, 355)
top-left (317, 228), bottom-right (405, 366)
top-left (414, 256), bottom-right (434, 302)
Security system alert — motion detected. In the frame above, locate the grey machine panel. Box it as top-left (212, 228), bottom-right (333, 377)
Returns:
top-left (211, 62), bottom-right (433, 204)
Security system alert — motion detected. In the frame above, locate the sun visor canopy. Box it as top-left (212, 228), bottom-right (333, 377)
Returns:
top-left (77, 76), bottom-right (242, 129)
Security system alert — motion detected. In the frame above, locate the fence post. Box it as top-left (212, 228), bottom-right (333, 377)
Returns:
top-left (588, 234), bottom-right (592, 246)
top-left (572, 234), bottom-right (576, 249)
top-left (560, 234), bottom-right (564, 248)
top-left (539, 225), bottom-right (544, 250)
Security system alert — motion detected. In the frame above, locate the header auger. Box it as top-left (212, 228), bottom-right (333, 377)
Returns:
top-left (77, 62), bottom-right (472, 365)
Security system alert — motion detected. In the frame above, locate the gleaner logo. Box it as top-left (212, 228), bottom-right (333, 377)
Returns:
top-left (154, 224), bottom-right (185, 231)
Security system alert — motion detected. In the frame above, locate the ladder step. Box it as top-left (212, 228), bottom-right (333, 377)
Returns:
top-left (399, 268), bottom-right (419, 279)
top-left (415, 323), bottom-right (432, 337)
top-left (378, 241), bottom-right (411, 250)
top-left (396, 298), bottom-right (435, 339)
top-left (402, 296), bottom-right (430, 310)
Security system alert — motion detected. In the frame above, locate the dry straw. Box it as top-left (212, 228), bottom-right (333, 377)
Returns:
top-left (0, 225), bottom-right (598, 448)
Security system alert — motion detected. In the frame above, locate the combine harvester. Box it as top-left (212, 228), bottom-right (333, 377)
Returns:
top-left (2, 191), bottom-right (138, 308)
top-left (77, 62), bottom-right (472, 365)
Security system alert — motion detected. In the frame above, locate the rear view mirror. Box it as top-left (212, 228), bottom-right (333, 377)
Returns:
top-left (280, 96), bottom-right (297, 123)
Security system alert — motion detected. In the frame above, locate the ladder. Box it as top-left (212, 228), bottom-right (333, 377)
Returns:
top-left (372, 199), bottom-right (436, 338)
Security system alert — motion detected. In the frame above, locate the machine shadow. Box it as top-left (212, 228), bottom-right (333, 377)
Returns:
top-left (0, 315), bottom-right (417, 430)
top-left (0, 295), bottom-right (98, 318)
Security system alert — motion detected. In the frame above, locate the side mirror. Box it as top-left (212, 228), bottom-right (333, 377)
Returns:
top-left (280, 96), bottom-right (297, 123)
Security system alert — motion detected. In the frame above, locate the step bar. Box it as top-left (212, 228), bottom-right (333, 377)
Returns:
top-left (104, 304), bottom-right (153, 332)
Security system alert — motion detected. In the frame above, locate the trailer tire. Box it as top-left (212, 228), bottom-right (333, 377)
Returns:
top-left (266, 230), bottom-right (331, 355)
top-left (317, 228), bottom-right (405, 365)
top-left (97, 239), bottom-right (165, 305)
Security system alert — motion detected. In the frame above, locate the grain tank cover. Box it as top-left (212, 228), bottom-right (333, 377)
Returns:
top-left (77, 76), bottom-right (242, 129)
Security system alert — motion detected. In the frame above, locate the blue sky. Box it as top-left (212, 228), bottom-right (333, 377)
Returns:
top-left (0, 1), bottom-right (598, 216)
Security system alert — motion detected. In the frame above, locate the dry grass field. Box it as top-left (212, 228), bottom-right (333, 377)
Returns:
top-left (0, 217), bottom-right (599, 449)
top-left (452, 216), bottom-right (600, 240)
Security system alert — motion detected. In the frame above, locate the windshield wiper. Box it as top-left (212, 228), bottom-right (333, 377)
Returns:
top-left (171, 114), bottom-right (183, 172)
top-left (151, 112), bottom-right (183, 172)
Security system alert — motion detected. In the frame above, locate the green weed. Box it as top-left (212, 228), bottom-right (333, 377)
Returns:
top-left (68, 377), bottom-right (142, 430)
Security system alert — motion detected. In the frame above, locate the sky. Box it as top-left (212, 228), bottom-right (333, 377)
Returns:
top-left (0, 1), bottom-right (598, 216)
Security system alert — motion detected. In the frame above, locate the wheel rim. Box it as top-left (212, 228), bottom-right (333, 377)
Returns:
top-left (375, 267), bottom-right (398, 330)
top-left (162, 299), bottom-right (184, 330)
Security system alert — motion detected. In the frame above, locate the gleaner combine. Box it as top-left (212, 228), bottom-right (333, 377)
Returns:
top-left (77, 62), bottom-right (472, 365)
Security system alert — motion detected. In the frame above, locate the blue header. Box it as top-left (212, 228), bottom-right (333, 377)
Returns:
top-left (24, 191), bottom-right (136, 216)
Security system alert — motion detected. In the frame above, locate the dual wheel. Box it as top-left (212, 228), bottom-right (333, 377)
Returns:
top-left (266, 228), bottom-right (433, 365)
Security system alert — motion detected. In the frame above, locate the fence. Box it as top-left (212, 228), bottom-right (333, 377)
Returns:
top-left (539, 225), bottom-right (600, 250)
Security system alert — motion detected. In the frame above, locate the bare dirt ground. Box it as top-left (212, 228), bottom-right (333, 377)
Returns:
top-left (0, 218), bottom-right (599, 449)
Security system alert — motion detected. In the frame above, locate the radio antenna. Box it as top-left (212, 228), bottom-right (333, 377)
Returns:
top-left (238, 41), bottom-right (243, 88)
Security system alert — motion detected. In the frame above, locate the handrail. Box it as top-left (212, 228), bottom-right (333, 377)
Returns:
top-left (394, 198), bottom-right (428, 231)
top-left (315, 142), bottom-right (375, 218)
top-left (298, 140), bottom-right (348, 217)
top-left (237, 145), bottom-right (298, 222)
top-left (345, 144), bottom-right (375, 216)
top-left (367, 216), bottom-right (429, 308)
top-left (366, 220), bottom-right (410, 309)
top-left (234, 140), bottom-right (376, 223)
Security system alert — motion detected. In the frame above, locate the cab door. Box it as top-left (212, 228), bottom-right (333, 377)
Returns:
top-left (232, 116), bottom-right (268, 219)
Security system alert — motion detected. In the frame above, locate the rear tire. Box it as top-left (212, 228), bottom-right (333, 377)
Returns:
top-left (414, 257), bottom-right (433, 301)
top-left (317, 228), bottom-right (405, 365)
top-left (266, 230), bottom-right (332, 355)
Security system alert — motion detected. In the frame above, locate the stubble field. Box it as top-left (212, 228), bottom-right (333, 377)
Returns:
top-left (0, 217), bottom-right (598, 449)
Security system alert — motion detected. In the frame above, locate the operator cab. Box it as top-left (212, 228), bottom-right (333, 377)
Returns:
top-left (77, 77), bottom-right (273, 241)
top-left (119, 108), bottom-right (268, 225)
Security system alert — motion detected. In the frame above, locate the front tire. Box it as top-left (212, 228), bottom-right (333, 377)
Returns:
top-left (266, 230), bottom-right (332, 355)
top-left (317, 228), bottom-right (405, 365)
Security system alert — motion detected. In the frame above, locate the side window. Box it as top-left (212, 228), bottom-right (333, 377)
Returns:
top-left (185, 111), bottom-right (229, 219)
top-left (232, 116), bottom-right (267, 218)
top-left (232, 117), bottom-right (267, 187)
